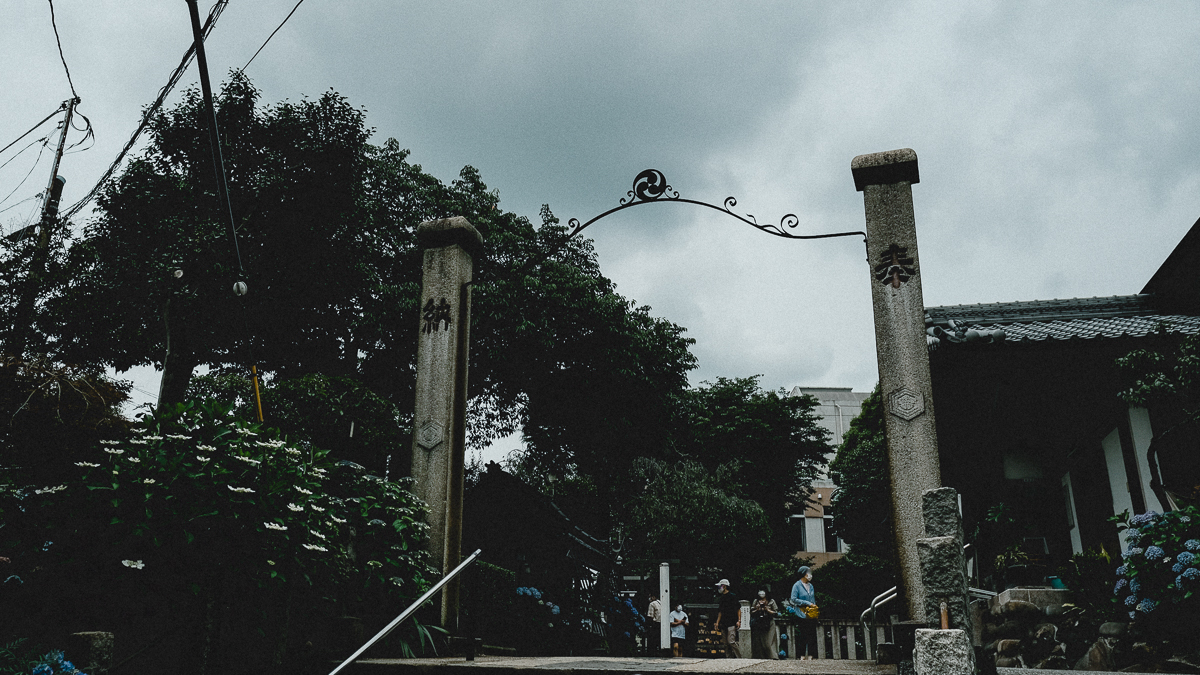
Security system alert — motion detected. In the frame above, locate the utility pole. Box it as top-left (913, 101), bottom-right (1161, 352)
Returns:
top-left (7, 97), bottom-right (78, 359)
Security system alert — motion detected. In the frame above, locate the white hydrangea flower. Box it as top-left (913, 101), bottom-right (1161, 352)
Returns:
top-left (75, 461), bottom-right (100, 468)
top-left (309, 530), bottom-right (326, 540)
top-left (302, 544), bottom-right (327, 552)
top-left (285, 448), bottom-right (302, 457)
top-left (104, 448), bottom-right (125, 455)
top-left (235, 428), bottom-right (258, 436)
top-left (197, 444), bottom-right (216, 452)
top-left (265, 522), bottom-right (288, 531)
top-left (234, 456), bottom-right (262, 466)
top-left (34, 485), bottom-right (67, 495)
top-left (227, 485), bottom-right (255, 493)
top-left (310, 505), bottom-right (325, 512)
top-left (167, 434), bottom-right (191, 440)
top-left (287, 503), bottom-right (304, 512)
top-left (129, 439), bottom-right (148, 445)
top-left (121, 559), bottom-right (145, 569)
top-left (144, 435), bottom-right (164, 441)
top-left (256, 439), bottom-right (286, 448)
top-left (99, 440), bottom-right (121, 446)
top-left (294, 487), bottom-right (313, 495)
top-left (127, 457), bottom-right (141, 463)
top-left (196, 456), bottom-right (210, 463)
top-left (143, 478), bottom-right (156, 484)
top-left (330, 515), bottom-right (347, 524)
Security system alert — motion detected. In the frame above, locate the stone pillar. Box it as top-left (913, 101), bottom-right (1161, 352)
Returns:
top-left (919, 487), bottom-right (973, 641)
top-left (914, 629), bottom-right (972, 675)
top-left (411, 216), bottom-right (483, 628)
top-left (852, 149), bottom-right (941, 622)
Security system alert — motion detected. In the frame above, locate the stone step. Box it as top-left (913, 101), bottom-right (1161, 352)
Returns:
top-left (344, 656), bottom-right (897, 675)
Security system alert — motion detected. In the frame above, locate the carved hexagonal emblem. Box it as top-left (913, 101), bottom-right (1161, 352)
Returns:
top-left (889, 388), bottom-right (925, 421)
top-left (416, 419), bottom-right (445, 451)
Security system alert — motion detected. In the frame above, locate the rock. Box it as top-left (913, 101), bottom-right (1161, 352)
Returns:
top-left (984, 619), bottom-right (1026, 641)
top-left (914, 629), bottom-right (974, 675)
top-left (67, 632), bottom-right (113, 675)
top-left (1098, 622), bottom-right (1127, 638)
top-left (995, 656), bottom-right (1022, 667)
top-left (1001, 600), bottom-right (1043, 620)
top-left (995, 639), bottom-right (1021, 656)
top-left (1072, 637), bottom-right (1116, 672)
top-left (922, 488), bottom-right (965, 542)
top-left (1043, 604), bottom-right (1065, 617)
top-left (1033, 655), bottom-right (1069, 669)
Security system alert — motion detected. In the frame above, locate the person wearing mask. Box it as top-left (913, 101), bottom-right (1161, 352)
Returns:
top-left (750, 589), bottom-right (780, 659)
top-left (714, 579), bottom-right (743, 658)
top-left (669, 604), bottom-right (689, 657)
top-left (647, 594), bottom-right (662, 654)
top-left (789, 566), bottom-right (819, 660)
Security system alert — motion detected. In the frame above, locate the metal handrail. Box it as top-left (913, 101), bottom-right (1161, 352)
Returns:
top-left (968, 587), bottom-right (997, 600)
top-left (859, 585), bottom-right (898, 637)
top-left (328, 549), bottom-right (483, 675)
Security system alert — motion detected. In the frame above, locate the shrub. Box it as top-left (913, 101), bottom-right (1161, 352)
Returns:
top-left (3, 399), bottom-right (435, 673)
top-left (1113, 507), bottom-right (1200, 656)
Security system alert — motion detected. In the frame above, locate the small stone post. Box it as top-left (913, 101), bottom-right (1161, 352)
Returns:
top-left (411, 216), bottom-right (483, 628)
top-left (915, 487), bottom-right (975, 672)
top-left (852, 149), bottom-right (942, 622)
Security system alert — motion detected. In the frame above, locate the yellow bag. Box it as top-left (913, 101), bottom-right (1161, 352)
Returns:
top-left (803, 604), bottom-right (819, 620)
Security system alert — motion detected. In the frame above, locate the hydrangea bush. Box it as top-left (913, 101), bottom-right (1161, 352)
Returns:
top-left (8, 399), bottom-right (435, 671)
top-left (1114, 506), bottom-right (1199, 648)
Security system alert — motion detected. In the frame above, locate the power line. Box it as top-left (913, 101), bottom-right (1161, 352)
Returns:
top-left (46, 0), bottom-right (78, 99)
top-left (0, 105), bottom-right (64, 158)
top-left (60, 0), bottom-right (229, 222)
top-left (241, 0), bottom-right (307, 72)
top-left (0, 139), bottom-right (50, 211)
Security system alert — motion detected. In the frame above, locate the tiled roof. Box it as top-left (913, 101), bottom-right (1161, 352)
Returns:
top-left (925, 295), bottom-right (1200, 345)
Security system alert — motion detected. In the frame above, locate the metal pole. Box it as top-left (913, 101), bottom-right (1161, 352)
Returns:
top-left (659, 563), bottom-right (670, 656)
top-left (328, 549), bottom-right (482, 675)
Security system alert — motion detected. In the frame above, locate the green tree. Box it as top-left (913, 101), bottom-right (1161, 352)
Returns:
top-left (36, 73), bottom-right (695, 473)
top-left (828, 384), bottom-right (895, 559)
top-left (672, 376), bottom-right (831, 528)
top-left (622, 457), bottom-right (771, 576)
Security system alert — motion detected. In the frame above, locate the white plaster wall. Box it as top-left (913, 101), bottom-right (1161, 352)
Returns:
top-left (1127, 407), bottom-right (1164, 513)
top-left (805, 516), bottom-right (826, 553)
top-left (1102, 428), bottom-right (1134, 550)
top-left (1062, 472), bottom-right (1083, 555)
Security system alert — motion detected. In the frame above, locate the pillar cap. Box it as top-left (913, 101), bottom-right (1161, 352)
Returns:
top-left (417, 217), bottom-right (484, 256)
top-left (851, 148), bottom-right (920, 191)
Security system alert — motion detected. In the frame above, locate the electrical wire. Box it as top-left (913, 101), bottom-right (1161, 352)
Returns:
top-left (0, 106), bottom-right (64, 158)
top-left (241, 0), bottom-right (306, 72)
top-left (0, 140), bottom-right (50, 210)
top-left (0, 195), bottom-right (43, 218)
top-left (0, 136), bottom-right (49, 173)
top-left (47, 0), bottom-right (78, 100)
top-left (60, 0), bottom-right (229, 222)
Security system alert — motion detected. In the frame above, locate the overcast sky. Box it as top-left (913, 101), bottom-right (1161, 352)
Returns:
top-left (4, 1), bottom-right (1199, 462)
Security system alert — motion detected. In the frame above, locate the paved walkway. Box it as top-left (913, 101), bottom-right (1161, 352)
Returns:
top-left (352, 656), bottom-right (896, 675)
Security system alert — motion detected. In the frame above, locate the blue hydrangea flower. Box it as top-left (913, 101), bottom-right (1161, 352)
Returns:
top-left (1125, 594), bottom-right (1138, 606)
top-left (1131, 511), bottom-right (1159, 526)
top-left (32, 665), bottom-right (52, 675)
top-left (1175, 562), bottom-right (1186, 573)
top-left (1178, 551), bottom-right (1196, 566)
top-left (1136, 598), bottom-right (1158, 614)
top-left (1188, 540), bottom-right (1200, 552)
top-left (1178, 575), bottom-right (1185, 587)
top-left (1115, 564), bottom-right (1128, 575)
top-left (1181, 515), bottom-right (1191, 522)
top-left (531, 588), bottom-right (542, 599)
top-left (1184, 568), bottom-right (1200, 580)
top-left (1130, 578), bottom-right (1142, 593)
top-left (1125, 528), bottom-right (1141, 543)
top-left (1129, 610), bottom-right (1136, 620)
top-left (1146, 545), bottom-right (1166, 560)
top-left (552, 605), bottom-right (560, 615)
top-left (1115, 578), bottom-right (1127, 592)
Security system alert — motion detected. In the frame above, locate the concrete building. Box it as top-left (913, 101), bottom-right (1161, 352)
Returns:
top-left (787, 386), bottom-right (871, 567)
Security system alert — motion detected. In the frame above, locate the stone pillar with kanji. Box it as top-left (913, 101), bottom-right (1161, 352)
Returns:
top-left (852, 149), bottom-right (942, 622)
top-left (411, 216), bottom-right (482, 628)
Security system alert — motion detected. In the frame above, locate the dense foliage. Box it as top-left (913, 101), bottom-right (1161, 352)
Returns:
top-left (1114, 508), bottom-right (1199, 626)
top-left (2, 400), bottom-right (434, 673)
top-left (828, 385), bottom-right (893, 559)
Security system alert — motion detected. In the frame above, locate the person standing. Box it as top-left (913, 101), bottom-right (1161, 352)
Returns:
top-left (669, 604), bottom-right (689, 657)
top-left (714, 578), bottom-right (743, 658)
top-left (790, 566), bottom-right (819, 660)
top-left (750, 589), bottom-right (780, 659)
top-left (646, 594), bottom-right (662, 655)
